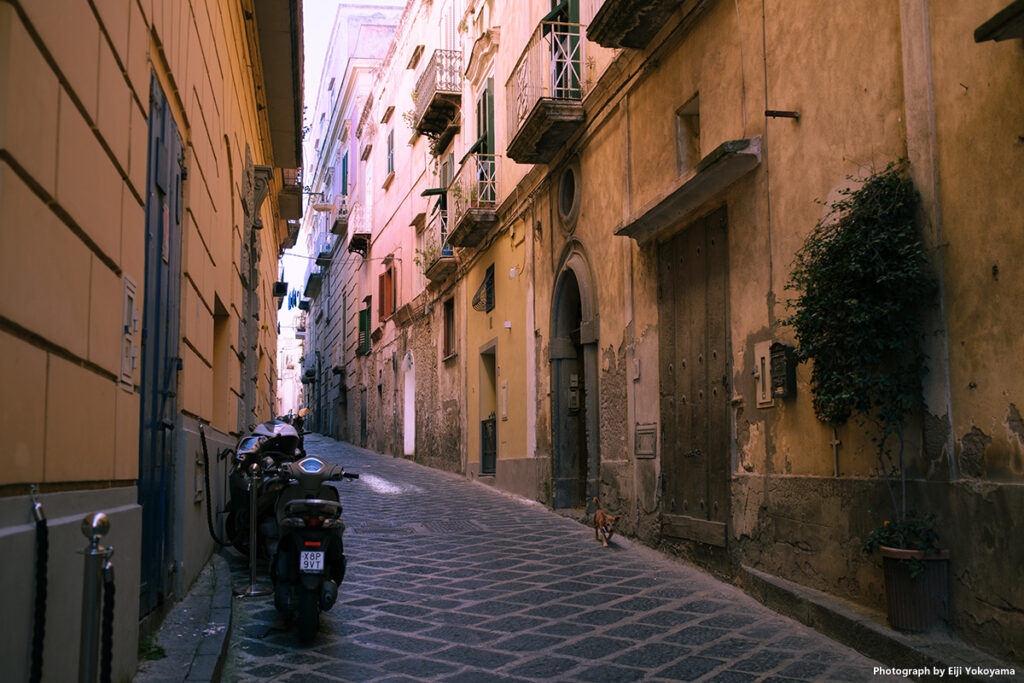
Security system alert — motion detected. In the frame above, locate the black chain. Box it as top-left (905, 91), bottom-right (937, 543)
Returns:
top-left (200, 424), bottom-right (233, 546)
top-left (100, 566), bottom-right (114, 683)
top-left (30, 516), bottom-right (47, 683)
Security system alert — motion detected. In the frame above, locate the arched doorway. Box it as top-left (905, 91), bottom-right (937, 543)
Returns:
top-left (551, 247), bottom-right (599, 511)
top-left (403, 352), bottom-right (415, 456)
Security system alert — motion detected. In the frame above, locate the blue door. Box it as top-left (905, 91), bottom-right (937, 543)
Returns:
top-left (138, 77), bottom-right (184, 616)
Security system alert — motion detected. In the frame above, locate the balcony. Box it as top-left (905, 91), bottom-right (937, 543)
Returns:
top-left (346, 202), bottom-right (370, 256)
top-left (315, 241), bottom-right (333, 267)
top-left (278, 167), bottom-right (302, 220)
top-left (422, 209), bottom-right (456, 283)
top-left (303, 269), bottom-right (323, 299)
top-left (330, 198), bottom-right (349, 235)
top-left (412, 49), bottom-right (463, 146)
top-left (506, 21), bottom-right (587, 164)
top-left (446, 154), bottom-right (499, 248)
top-left (586, 0), bottom-right (684, 49)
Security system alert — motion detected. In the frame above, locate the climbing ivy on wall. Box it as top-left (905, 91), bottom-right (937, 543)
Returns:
top-left (784, 161), bottom-right (937, 435)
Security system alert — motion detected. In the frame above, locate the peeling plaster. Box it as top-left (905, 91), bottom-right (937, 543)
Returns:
top-left (959, 426), bottom-right (991, 478)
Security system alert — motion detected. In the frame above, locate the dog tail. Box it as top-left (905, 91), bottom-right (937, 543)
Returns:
top-left (593, 497), bottom-right (599, 507)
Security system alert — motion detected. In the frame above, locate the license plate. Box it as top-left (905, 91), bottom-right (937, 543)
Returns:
top-left (300, 551), bottom-right (324, 573)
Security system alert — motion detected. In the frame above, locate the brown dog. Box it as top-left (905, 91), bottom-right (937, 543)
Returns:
top-left (593, 497), bottom-right (620, 547)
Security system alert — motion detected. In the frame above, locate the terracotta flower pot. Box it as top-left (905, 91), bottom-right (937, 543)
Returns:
top-left (880, 546), bottom-right (950, 632)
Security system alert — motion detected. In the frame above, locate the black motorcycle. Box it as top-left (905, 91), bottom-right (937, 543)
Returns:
top-left (270, 455), bottom-right (357, 641)
top-left (223, 420), bottom-right (304, 560)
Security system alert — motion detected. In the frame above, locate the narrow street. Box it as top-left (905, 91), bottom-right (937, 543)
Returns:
top-left (221, 435), bottom-right (901, 682)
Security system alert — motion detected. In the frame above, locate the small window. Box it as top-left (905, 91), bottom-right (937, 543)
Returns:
top-left (378, 266), bottom-right (395, 320)
top-left (443, 297), bottom-right (456, 358)
top-left (556, 159), bottom-right (580, 230)
top-left (472, 264), bottom-right (495, 313)
top-left (676, 94), bottom-right (700, 175)
top-left (357, 306), bottom-right (371, 356)
top-left (387, 130), bottom-right (395, 174)
top-left (341, 152), bottom-right (349, 196)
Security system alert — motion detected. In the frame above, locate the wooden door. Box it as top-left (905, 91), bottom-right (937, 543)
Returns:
top-left (658, 207), bottom-right (730, 546)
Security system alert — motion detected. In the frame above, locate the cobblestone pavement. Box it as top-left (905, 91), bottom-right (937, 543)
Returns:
top-left (221, 435), bottom-right (903, 682)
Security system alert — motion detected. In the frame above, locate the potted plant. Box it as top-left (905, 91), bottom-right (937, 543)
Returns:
top-left (785, 160), bottom-right (945, 631)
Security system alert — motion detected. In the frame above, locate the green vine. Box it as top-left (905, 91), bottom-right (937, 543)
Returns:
top-left (784, 161), bottom-right (938, 536)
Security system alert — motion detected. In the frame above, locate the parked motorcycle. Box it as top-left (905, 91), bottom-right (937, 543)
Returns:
top-left (223, 420), bottom-right (304, 560)
top-left (270, 455), bottom-right (357, 641)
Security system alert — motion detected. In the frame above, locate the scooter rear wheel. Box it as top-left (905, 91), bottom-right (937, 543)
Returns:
top-left (296, 587), bottom-right (319, 642)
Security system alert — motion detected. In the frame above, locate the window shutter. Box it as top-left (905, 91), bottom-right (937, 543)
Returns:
top-left (358, 307), bottom-right (370, 355)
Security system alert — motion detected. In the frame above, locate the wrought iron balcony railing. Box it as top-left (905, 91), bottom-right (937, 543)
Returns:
top-left (508, 22), bottom-right (587, 132)
top-left (330, 196), bottom-right (349, 235)
top-left (346, 202), bottom-right (370, 256)
top-left (506, 21), bottom-right (589, 163)
top-left (422, 208), bottom-right (456, 282)
top-left (412, 49), bottom-right (463, 136)
top-left (447, 153), bottom-right (500, 248)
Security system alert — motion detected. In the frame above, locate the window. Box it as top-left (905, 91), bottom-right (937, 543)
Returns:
top-left (472, 264), bottom-right (495, 312)
top-left (341, 152), bottom-right (349, 196)
top-left (443, 297), bottom-right (456, 358)
top-left (378, 266), bottom-right (395, 320)
top-left (386, 129), bottom-right (395, 175)
top-left (357, 306), bottom-right (371, 355)
top-left (676, 94), bottom-right (700, 175)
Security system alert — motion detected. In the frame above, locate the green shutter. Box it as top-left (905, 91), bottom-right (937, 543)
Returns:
top-left (358, 307), bottom-right (371, 355)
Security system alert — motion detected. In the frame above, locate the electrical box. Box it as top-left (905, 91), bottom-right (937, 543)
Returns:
top-left (568, 373), bottom-right (580, 413)
top-left (770, 342), bottom-right (797, 399)
top-left (753, 341), bottom-right (773, 407)
top-left (121, 275), bottom-right (139, 388)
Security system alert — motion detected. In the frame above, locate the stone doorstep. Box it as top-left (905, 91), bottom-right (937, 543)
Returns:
top-left (740, 565), bottom-right (1015, 682)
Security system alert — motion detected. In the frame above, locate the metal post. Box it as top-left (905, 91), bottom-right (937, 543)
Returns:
top-left (234, 464), bottom-right (271, 597)
top-left (79, 513), bottom-right (113, 683)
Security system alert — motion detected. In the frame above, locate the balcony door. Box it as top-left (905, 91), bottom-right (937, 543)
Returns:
top-left (474, 79), bottom-right (496, 202)
top-left (545, 0), bottom-right (581, 98)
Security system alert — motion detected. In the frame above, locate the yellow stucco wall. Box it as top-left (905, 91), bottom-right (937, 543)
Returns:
top-left (0, 0), bottom-right (292, 675)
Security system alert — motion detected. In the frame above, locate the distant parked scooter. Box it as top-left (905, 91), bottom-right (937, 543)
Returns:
top-left (223, 420), bottom-right (304, 560)
top-left (270, 455), bottom-right (357, 641)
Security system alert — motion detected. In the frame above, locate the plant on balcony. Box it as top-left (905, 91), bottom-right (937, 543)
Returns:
top-left (414, 240), bottom-right (442, 275)
top-left (783, 161), bottom-right (944, 628)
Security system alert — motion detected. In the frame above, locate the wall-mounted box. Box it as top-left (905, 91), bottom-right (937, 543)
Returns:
top-left (770, 342), bottom-right (797, 399)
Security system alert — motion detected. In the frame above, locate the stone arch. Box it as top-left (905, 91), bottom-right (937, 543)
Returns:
top-left (550, 242), bottom-right (600, 511)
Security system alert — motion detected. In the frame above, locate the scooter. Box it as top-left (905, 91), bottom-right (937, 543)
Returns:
top-left (270, 455), bottom-right (357, 642)
top-left (223, 420), bottom-right (304, 560)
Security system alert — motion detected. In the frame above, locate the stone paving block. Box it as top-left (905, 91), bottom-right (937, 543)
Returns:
top-left (554, 635), bottom-right (633, 659)
top-left (700, 611), bottom-right (759, 629)
top-left (507, 654), bottom-right (582, 679)
top-left (730, 647), bottom-right (797, 673)
top-left (535, 621), bottom-right (593, 637)
top-left (699, 636), bottom-right (761, 659)
top-left (570, 608), bottom-right (632, 626)
top-left (666, 624), bottom-right (730, 645)
top-left (433, 644), bottom-right (517, 667)
top-left (656, 654), bottom-right (728, 680)
top-left (493, 632), bottom-right (569, 652)
top-left (353, 631), bottom-right (443, 654)
top-left (378, 656), bottom-right (460, 677)
top-left (641, 609), bottom-right (704, 628)
top-left (573, 663), bottom-right (649, 682)
top-left (704, 670), bottom-right (759, 682)
top-left (612, 642), bottom-right (689, 668)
